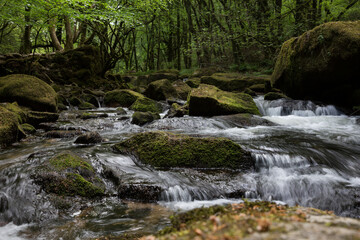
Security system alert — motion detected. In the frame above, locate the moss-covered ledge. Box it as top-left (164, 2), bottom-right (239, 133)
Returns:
top-left (113, 131), bottom-right (253, 170)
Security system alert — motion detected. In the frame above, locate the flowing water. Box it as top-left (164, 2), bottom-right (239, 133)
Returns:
top-left (0, 96), bottom-right (359, 239)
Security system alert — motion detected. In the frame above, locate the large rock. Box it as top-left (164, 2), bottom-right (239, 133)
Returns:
top-left (104, 89), bottom-right (143, 107)
top-left (188, 84), bottom-right (260, 116)
top-left (0, 106), bottom-right (24, 146)
top-left (113, 131), bottom-right (253, 170)
top-left (144, 79), bottom-right (178, 101)
top-left (0, 74), bottom-right (57, 112)
top-left (201, 73), bottom-right (270, 92)
top-left (131, 112), bottom-right (160, 126)
top-left (272, 21), bottom-right (360, 108)
top-left (172, 80), bottom-right (192, 100)
top-left (129, 97), bottom-right (163, 113)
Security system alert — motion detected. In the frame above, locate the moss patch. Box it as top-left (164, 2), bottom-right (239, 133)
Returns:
top-left (144, 79), bottom-right (178, 101)
top-left (188, 84), bottom-right (260, 116)
top-left (114, 131), bottom-right (253, 170)
top-left (172, 80), bottom-right (192, 100)
top-left (49, 152), bottom-right (94, 172)
top-left (130, 97), bottom-right (162, 113)
top-left (0, 106), bottom-right (23, 146)
top-left (131, 112), bottom-right (160, 126)
top-left (0, 74), bottom-right (57, 112)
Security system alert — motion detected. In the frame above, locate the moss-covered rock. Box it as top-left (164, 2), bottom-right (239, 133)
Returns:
top-left (172, 80), bottom-right (192, 100)
top-left (272, 21), bottom-right (360, 108)
top-left (1, 102), bottom-right (27, 123)
top-left (33, 152), bottom-right (104, 198)
top-left (264, 92), bottom-right (289, 101)
top-left (104, 89), bottom-right (144, 107)
top-left (192, 67), bottom-right (224, 77)
top-left (244, 88), bottom-right (256, 96)
top-left (131, 112), bottom-right (160, 126)
top-left (0, 106), bottom-right (24, 146)
top-left (200, 73), bottom-right (270, 92)
top-left (213, 114), bottom-right (275, 128)
top-left (26, 111), bottom-right (59, 127)
top-left (148, 72), bottom-right (178, 83)
top-left (150, 201), bottom-right (360, 240)
top-left (144, 79), bottom-right (178, 101)
top-left (113, 131), bottom-right (253, 170)
top-left (165, 103), bottom-right (189, 118)
top-left (20, 123), bottom-right (36, 134)
top-left (0, 74), bottom-right (57, 112)
top-left (130, 97), bottom-right (162, 113)
top-left (116, 107), bottom-right (127, 115)
top-left (69, 96), bottom-right (82, 106)
top-left (74, 132), bottom-right (103, 144)
top-left (249, 83), bottom-right (266, 92)
top-left (188, 84), bottom-right (260, 116)
top-left (78, 102), bottom-right (96, 110)
top-left (185, 77), bottom-right (201, 88)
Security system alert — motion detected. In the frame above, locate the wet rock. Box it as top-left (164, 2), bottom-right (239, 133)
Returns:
top-left (131, 112), bottom-right (160, 126)
top-left (26, 111), bottom-right (59, 127)
top-left (104, 89), bottom-right (144, 107)
top-left (32, 152), bottom-right (105, 198)
top-left (272, 21), bottom-right (360, 108)
top-left (264, 92), bottom-right (289, 101)
top-left (213, 113), bottom-right (275, 128)
top-left (79, 113), bottom-right (109, 120)
top-left (69, 96), bottom-right (82, 106)
top-left (113, 131), bottom-right (253, 170)
top-left (244, 88), bottom-right (256, 96)
top-left (165, 103), bottom-right (189, 118)
top-left (74, 132), bottom-right (103, 144)
top-left (44, 130), bottom-right (82, 139)
top-left (78, 102), bottom-right (96, 110)
top-left (0, 193), bottom-right (8, 212)
top-left (0, 74), bottom-right (57, 112)
top-left (172, 80), bottom-right (192, 100)
top-left (249, 83), bottom-right (266, 93)
top-left (129, 97), bottom-right (162, 113)
top-left (188, 84), bottom-right (260, 116)
top-left (144, 79), bottom-right (178, 101)
top-left (201, 73), bottom-right (270, 92)
top-left (118, 184), bottom-right (163, 202)
top-left (116, 107), bottom-right (127, 115)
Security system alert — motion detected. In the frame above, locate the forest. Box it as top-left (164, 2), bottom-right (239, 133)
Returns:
top-left (1, 0), bottom-right (359, 74)
top-left (0, 0), bottom-right (360, 239)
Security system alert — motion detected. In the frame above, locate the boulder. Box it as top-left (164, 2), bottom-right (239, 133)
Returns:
top-left (0, 106), bottom-right (24, 146)
top-left (165, 103), bottom-right (189, 118)
top-left (272, 21), bottom-right (360, 108)
top-left (0, 74), bottom-right (57, 112)
top-left (131, 112), bottom-right (160, 126)
top-left (113, 131), bottom-right (253, 170)
top-left (118, 184), bottom-right (162, 202)
top-left (129, 97), bottom-right (162, 113)
top-left (185, 77), bottom-right (201, 88)
top-left (144, 79), bottom-right (178, 101)
top-left (172, 80), bottom-right (192, 100)
top-left (264, 92), bottom-right (289, 101)
top-left (74, 132), bottom-right (103, 144)
top-left (104, 89), bottom-right (143, 107)
top-left (188, 84), bottom-right (260, 116)
top-left (213, 114), bottom-right (275, 128)
top-left (32, 152), bottom-right (104, 198)
top-left (78, 102), bottom-right (96, 110)
top-left (201, 73), bottom-right (270, 92)
top-left (148, 70), bottom-right (178, 83)
top-left (26, 111), bottom-right (59, 127)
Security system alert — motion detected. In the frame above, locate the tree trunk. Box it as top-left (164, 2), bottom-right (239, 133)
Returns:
top-left (64, 16), bottom-right (74, 50)
top-left (49, 18), bottom-right (63, 51)
top-left (19, 6), bottom-right (32, 54)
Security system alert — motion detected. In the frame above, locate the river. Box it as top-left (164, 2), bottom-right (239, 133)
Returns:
top-left (0, 96), bottom-right (359, 239)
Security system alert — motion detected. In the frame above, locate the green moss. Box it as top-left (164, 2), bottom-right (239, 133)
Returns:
top-left (188, 84), bottom-right (260, 116)
top-left (1, 102), bottom-right (27, 123)
top-left (0, 74), bottom-right (57, 112)
top-left (172, 80), bottom-right (192, 100)
top-left (249, 84), bottom-right (266, 92)
top-left (114, 131), bottom-right (253, 170)
top-left (20, 123), bottom-right (36, 134)
top-left (49, 152), bottom-right (94, 172)
top-left (185, 78), bottom-right (201, 88)
top-left (116, 107), bottom-right (127, 115)
top-left (130, 97), bottom-right (162, 113)
top-left (62, 173), bottom-right (104, 198)
top-left (104, 89), bottom-right (144, 107)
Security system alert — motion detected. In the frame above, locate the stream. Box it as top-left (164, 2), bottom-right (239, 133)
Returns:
top-left (0, 96), bottom-right (359, 239)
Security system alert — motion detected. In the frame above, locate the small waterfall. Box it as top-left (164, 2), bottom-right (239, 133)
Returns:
top-left (253, 153), bottom-right (312, 169)
top-left (254, 96), bottom-right (342, 116)
top-left (161, 185), bottom-right (220, 202)
top-left (96, 96), bottom-right (103, 108)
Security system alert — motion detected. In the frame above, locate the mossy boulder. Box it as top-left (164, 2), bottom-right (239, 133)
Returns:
top-left (153, 201), bottom-right (360, 240)
top-left (26, 111), bottom-right (59, 127)
top-left (144, 79), bottom-right (178, 101)
top-left (1, 102), bottom-right (27, 123)
top-left (0, 106), bottom-right (24, 146)
top-left (249, 83), bottom-right (266, 92)
top-left (165, 103), bottom-right (189, 118)
top-left (74, 132), bottom-right (103, 144)
top-left (33, 152), bottom-right (104, 198)
top-left (200, 73), bottom-right (270, 92)
top-left (131, 112), bottom-right (160, 126)
top-left (264, 92), bottom-right (289, 101)
top-left (185, 77), bottom-right (201, 88)
top-left (0, 74), bottom-right (57, 112)
top-left (129, 97), bottom-right (162, 113)
top-left (104, 89), bottom-right (144, 107)
top-left (213, 114), bottom-right (275, 128)
top-left (148, 71), bottom-right (178, 83)
top-left (188, 84), bottom-right (260, 116)
top-left (78, 102), bottom-right (96, 110)
top-left (113, 131), bottom-right (253, 170)
top-left (172, 80), bottom-right (192, 100)
top-left (272, 21), bottom-right (360, 108)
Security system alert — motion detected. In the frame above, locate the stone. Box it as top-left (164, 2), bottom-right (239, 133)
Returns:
top-left (144, 79), bottom-right (178, 101)
top-left (74, 132), bottom-right (103, 144)
top-left (131, 112), bottom-right (160, 126)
